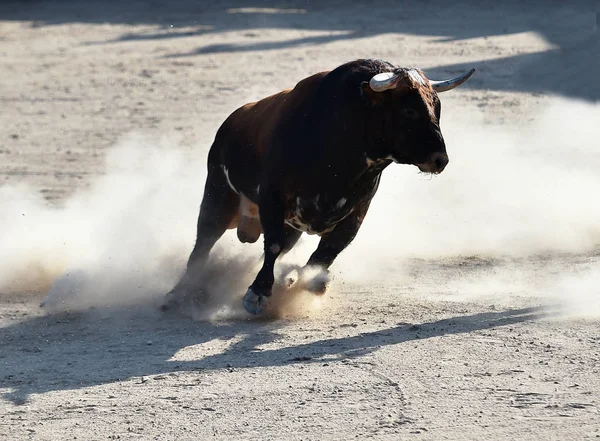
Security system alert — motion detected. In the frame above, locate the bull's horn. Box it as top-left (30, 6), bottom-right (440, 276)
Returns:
top-left (430, 68), bottom-right (476, 92)
top-left (369, 72), bottom-right (400, 92)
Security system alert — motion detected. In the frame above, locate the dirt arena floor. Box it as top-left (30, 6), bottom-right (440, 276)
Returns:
top-left (1, 1), bottom-right (599, 439)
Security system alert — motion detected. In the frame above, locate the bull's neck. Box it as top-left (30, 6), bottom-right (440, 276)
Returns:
top-left (315, 149), bottom-right (390, 196)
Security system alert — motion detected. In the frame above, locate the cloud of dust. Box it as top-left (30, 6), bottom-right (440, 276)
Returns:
top-left (547, 267), bottom-right (600, 319)
top-left (424, 257), bottom-right (600, 320)
top-left (0, 132), bottom-right (206, 311)
top-left (0, 96), bottom-right (598, 319)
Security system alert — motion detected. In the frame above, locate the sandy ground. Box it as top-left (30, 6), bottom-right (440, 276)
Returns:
top-left (1, 1), bottom-right (599, 440)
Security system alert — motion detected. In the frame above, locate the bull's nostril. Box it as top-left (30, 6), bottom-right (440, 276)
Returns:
top-left (431, 153), bottom-right (448, 171)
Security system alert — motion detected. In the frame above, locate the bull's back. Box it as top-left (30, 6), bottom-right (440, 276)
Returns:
top-left (212, 71), bottom-right (328, 198)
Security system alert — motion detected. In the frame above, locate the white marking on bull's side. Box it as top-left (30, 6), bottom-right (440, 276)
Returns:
top-left (256, 184), bottom-right (260, 194)
top-left (222, 166), bottom-right (239, 194)
top-left (286, 216), bottom-right (308, 232)
top-left (313, 194), bottom-right (320, 209)
top-left (285, 196), bottom-right (312, 233)
top-left (269, 244), bottom-right (281, 254)
top-left (285, 195), bottom-right (344, 236)
top-left (294, 197), bottom-right (305, 221)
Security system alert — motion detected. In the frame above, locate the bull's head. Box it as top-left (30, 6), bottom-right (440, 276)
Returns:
top-left (363, 67), bottom-right (475, 174)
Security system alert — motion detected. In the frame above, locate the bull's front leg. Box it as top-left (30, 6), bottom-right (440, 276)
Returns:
top-left (243, 187), bottom-right (286, 315)
top-left (302, 199), bottom-right (372, 293)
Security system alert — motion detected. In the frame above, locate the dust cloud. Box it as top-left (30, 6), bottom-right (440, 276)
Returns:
top-left (0, 132), bottom-right (206, 311)
top-left (0, 97), bottom-right (598, 318)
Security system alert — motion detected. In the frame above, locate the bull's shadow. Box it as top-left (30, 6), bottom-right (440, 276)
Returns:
top-left (1, 301), bottom-right (547, 406)
top-left (2, 0), bottom-right (595, 101)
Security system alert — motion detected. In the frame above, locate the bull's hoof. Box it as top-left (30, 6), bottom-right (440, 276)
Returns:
top-left (284, 268), bottom-right (300, 289)
top-left (305, 277), bottom-right (329, 294)
top-left (160, 289), bottom-right (181, 312)
top-left (302, 267), bottom-right (331, 294)
top-left (243, 288), bottom-right (270, 315)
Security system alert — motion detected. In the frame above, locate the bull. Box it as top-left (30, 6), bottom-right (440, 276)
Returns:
top-left (164, 58), bottom-right (475, 315)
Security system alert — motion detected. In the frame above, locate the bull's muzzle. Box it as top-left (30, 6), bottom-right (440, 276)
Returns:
top-left (416, 152), bottom-right (449, 174)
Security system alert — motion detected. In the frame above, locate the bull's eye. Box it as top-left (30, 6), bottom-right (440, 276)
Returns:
top-left (400, 108), bottom-right (420, 120)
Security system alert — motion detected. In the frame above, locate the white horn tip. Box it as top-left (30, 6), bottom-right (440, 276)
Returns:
top-left (430, 68), bottom-right (476, 93)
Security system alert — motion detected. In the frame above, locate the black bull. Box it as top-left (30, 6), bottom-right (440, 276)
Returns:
top-left (164, 58), bottom-right (475, 315)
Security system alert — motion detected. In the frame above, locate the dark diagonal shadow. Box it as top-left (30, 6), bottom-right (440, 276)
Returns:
top-left (1, 304), bottom-right (550, 405)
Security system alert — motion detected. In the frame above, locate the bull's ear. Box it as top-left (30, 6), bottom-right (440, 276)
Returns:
top-left (360, 81), bottom-right (387, 106)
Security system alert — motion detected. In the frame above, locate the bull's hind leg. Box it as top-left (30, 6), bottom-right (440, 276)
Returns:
top-left (162, 163), bottom-right (239, 309)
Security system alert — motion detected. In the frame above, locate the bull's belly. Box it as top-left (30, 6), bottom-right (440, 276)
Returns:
top-left (223, 162), bottom-right (356, 238)
top-left (232, 194), bottom-right (353, 240)
top-left (284, 216), bottom-right (336, 236)
top-left (221, 163), bottom-right (367, 238)
top-left (284, 196), bottom-right (354, 236)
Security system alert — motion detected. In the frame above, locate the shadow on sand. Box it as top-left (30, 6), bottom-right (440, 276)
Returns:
top-left (1, 303), bottom-right (549, 405)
